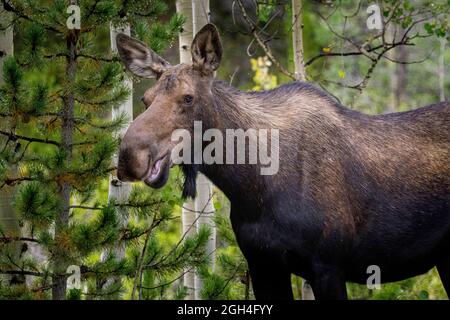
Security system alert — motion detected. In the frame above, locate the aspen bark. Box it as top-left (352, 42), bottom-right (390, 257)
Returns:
top-left (0, 7), bottom-right (16, 237)
top-left (192, 0), bottom-right (210, 33)
top-left (194, 173), bottom-right (215, 300)
top-left (108, 24), bottom-right (132, 236)
top-left (439, 39), bottom-right (446, 102)
top-left (176, 0), bottom-right (197, 300)
top-left (177, 0), bottom-right (194, 65)
top-left (0, 6), bottom-right (19, 286)
top-left (100, 24), bottom-right (133, 296)
top-left (182, 199), bottom-right (196, 299)
top-left (292, 0), bottom-right (306, 81)
top-left (1, 7), bottom-right (46, 288)
top-left (192, 0), bottom-right (216, 301)
top-left (291, 0), bottom-right (314, 299)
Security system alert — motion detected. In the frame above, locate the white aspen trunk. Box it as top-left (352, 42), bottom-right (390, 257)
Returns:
top-left (0, 10), bottom-right (47, 286)
top-left (194, 173), bottom-right (215, 300)
top-left (291, 0), bottom-right (314, 299)
top-left (439, 39), bottom-right (446, 102)
top-left (302, 279), bottom-right (315, 300)
top-left (23, 222), bottom-right (47, 287)
top-left (291, 0), bottom-right (306, 81)
top-left (177, 0), bottom-right (194, 65)
top-left (0, 7), bottom-right (19, 286)
top-left (100, 24), bottom-right (133, 293)
top-left (0, 8), bottom-right (16, 233)
top-left (176, 0), bottom-right (197, 300)
top-left (192, 0), bottom-right (215, 301)
top-left (192, 0), bottom-right (210, 32)
top-left (181, 199), bottom-right (196, 299)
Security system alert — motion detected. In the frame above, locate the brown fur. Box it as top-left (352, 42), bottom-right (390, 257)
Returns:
top-left (115, 24), bottom-right (450, 300)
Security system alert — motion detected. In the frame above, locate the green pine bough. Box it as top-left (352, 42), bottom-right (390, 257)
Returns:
top-left (0, 0), bottom-right (213, 300)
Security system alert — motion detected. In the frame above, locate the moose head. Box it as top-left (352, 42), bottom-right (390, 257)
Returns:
top-left (115, 24), bottom-right (222, 190)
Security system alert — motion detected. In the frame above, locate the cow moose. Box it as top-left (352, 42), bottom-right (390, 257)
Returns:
top-left (115, 24), bottom-right (450, 300)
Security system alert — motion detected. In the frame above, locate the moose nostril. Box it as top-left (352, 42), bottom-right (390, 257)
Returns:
top-left (117, 141), bottom-right (154, 182)
top-left (117, 147), bottom-right (133, 181)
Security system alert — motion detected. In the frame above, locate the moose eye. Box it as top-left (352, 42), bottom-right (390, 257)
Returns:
top-left (183, 95), bottom-right (194, 106)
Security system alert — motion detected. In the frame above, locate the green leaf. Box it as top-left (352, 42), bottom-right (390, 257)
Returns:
top-left (418, 290), bottom-right (429, 300)
top-left (214, 201), bottom-right (222, 211)
top-left (435, 27), bottom-right (446, 38)
top-left (2, 57), bottom-right (22, 87)
top-left (424, 22), bottom-right (434, 34)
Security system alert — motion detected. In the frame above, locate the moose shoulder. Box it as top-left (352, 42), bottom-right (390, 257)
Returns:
top-left (115, 24), bottom-right (450, 300)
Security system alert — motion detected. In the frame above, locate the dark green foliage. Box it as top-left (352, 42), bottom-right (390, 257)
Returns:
top-left (15, 182), bottom-right (60, 227)
top-left (198, 198), bottom-right (252, 300)
top-left (0, 0), bottom-right (204, 300)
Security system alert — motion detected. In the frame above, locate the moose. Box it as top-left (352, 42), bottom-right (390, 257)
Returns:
top-left (115, 24), bottom-right (450, 300)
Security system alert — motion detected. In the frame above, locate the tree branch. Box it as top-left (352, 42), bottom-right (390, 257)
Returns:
top-left (0, 236), bottom-right (39, 243)
top-left (235, 0), bottom-right (296, 80)
top-left (1, 0), bottom-right (62, 34)
top-left (0, 130), bottom-right (60, 146)
top-left (0, 269), bottom-right (43, 277)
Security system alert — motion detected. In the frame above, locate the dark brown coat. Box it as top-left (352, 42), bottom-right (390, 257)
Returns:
top-left (116, 24), bottom-right (450, 300)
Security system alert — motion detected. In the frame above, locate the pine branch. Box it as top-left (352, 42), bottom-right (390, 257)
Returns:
top-left (0, 269), bottom-right (43, 277)
top-left (0, 130), bottom-right (60, 146)
top-left (0, 0), bottom-right (62, 34)
top-left (138, 268), bottom-right (188, 291)
top-left (0, 236), bottom-right (38, 243)
top-left (84, 0), bottom-right (101, 21)
top-left (43, 53), bottom-right (68, 59)
top-left (0, 176), bottom-right (35, 188)
top-left (77, 53), bottom-right (119, 63)
top-left (304, 42), bottom-right (414, 67)
top-left (70, 200), bottom-right (164, 211)
top-left (235, 0), bottom-right (296, 80)
top-left (205, 261), bottom-right (244, 300)
top-left (70, 140), bottom-right (100, 147)
top-left (166, 192), bottom-right (215, 257)
top-left (121, 216), bottom-right (179, 242)
top-left (131, 229), bottom-right (151, 300)
top-left (1, 0), bottom-right (192, 300)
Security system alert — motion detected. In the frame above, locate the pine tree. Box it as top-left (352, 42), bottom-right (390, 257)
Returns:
top-left (0, 3), bottom-right (21, 289)
top-left (0, 0), bottom-right (208, 300)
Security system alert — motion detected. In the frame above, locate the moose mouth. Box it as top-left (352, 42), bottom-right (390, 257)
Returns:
top-left (143, 153), bottom-right (172, 189)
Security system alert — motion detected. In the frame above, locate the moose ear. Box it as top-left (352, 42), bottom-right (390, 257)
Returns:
top-left (191, 24), bottom-right (222, 75)
top-left (116, 33), bottom-right (171, 78)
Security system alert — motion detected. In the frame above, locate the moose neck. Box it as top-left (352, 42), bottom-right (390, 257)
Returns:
top-left (195, 81), bottom-right (282, 206)
top-left (208, 81), bottom-right (271, 131)
top-left (191, 80), bottom-right (348, 207)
